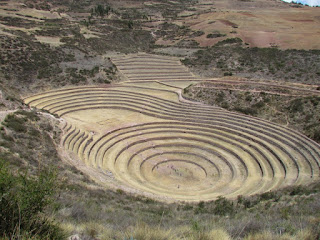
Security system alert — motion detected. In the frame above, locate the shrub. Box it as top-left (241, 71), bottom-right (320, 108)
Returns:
top-left (216, 38), bottom-right (243, 46)
top-left (207, 33), bottom-right (226, 38)
top-left (313, 130), bottom-right (320, 142)
top-left (288, 185), bottom-right (313, 196)
top-left (252, 101), bottom-right (265, 109)
top-left (237, 220), bottom-right (263, 238)
top-left (3, 114), bottom-right (27, 133)
top-left (16, 110), bottom-right (40, 121)
top-left (182, 204), bottom-right (193, 211)
top-left (0, 159), bottom-right (64, 239)
top-left (224, 72), bottom-right (233, 76)
top-left (116, 188), bottom-right (124, 194)
top-left (233, 106), bottom-right (257, 116)
top-left (216, 92), bottom-right (225, 103)
top-left (213, 197), bottom-right (234, 216)
top-left (289, 99), bottom-right (303, 113)
top-left (259, 191), bottom-right (277, 201)
top-left (93, 4), bottom-right (111, 17)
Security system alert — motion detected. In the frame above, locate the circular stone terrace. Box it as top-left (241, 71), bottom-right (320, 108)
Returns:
top-left (24, 53), bottom-right (320, 202)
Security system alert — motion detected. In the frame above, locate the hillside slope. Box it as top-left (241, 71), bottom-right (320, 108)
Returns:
top-left (1, 0), bottom-right (320, 239)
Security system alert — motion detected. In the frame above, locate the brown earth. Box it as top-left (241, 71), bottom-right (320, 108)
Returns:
top-left (169, 0), bottom-right (320, 49)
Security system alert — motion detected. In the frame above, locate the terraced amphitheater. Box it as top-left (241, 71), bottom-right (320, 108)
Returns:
top-left (24, 53), bottom-right (320, 202)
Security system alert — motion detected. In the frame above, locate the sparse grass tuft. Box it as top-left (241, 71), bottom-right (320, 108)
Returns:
top-left (122, 223), bottom-right (174, 240)
top-left (206, 229), bottom-right (232, 240)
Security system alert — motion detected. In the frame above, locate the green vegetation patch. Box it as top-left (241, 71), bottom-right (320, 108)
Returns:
top-left (0, 158), bottom-right (65, 239)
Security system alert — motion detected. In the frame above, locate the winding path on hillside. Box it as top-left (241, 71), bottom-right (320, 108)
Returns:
top-left (24, 53), bottom-right (320, 201)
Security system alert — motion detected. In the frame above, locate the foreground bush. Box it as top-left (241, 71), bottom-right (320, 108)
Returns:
top-left (0, 159), bottom-right (64, 239)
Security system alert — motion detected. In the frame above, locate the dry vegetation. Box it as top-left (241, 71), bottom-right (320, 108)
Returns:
top-left (182, 40), bottom-right (320, 84)
top-left (1, 0), bottom-right (320, 239)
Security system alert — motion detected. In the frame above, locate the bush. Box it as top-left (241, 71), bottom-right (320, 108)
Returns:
top-left (313, 130), bottom-right (320, 142)
top-left (288, 185), bottom-right (313, 196)
top-left (207, 33), bottom-right (226, 38)
top-left (252, 101), bottom-right (265, 109)
top-left (93, 4), bottom-right (111, 17)
top-left (0, 159), bottom-right (64, 239)
top-left (224, 72), bottom-right (233, 76)
top-left (216, 91), bottom-right (225, 103)
top-left (289, 99), bottom-right (303, 113)
top-left (216, 38), bottom-right (242, 46)
top-left (259, 191), bottom-right (277, 201)
top-left (3, 114), bottom-right (27, 133)
top-left (233, 106), bottom-right (258, 116)
top-left (213, 197), bottom-right (234, 216)
top-left (16, 110), bottom-right (40, 122)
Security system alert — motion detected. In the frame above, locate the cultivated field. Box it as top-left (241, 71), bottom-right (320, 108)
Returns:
top-left (24, 53), bottom-right (320, 202)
